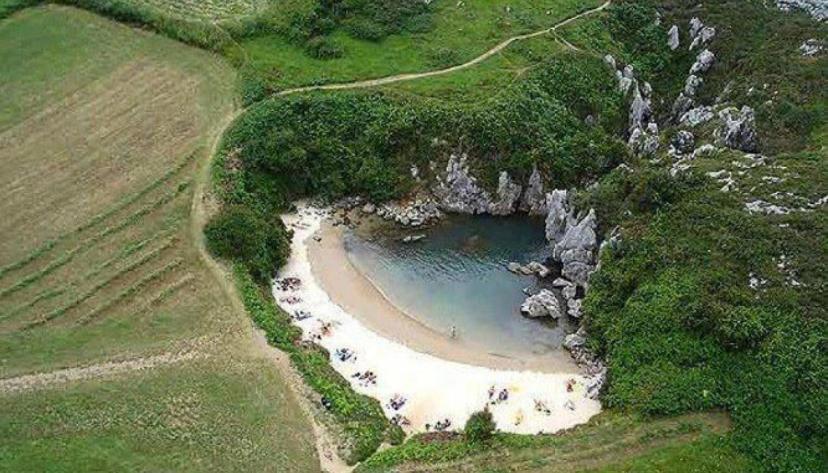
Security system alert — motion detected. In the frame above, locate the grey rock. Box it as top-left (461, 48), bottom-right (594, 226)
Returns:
top-left (667, 24), bottom-right (680, 50)
top-left (554, 210), bottom-right (598, 286)
top-left (671, 93), bottom-right (695, 122)
top-left (507, 262), bottom-right (523, 274)
top-left (776, 0), bottom-right (828, 21)
top-left (552, 277), bottom-right (574, 288)
top-left (526, 261), bottom-right (551, 278)
top-left (628, 123), bottom-right (660, 156)
top-left (520, 166), bottom-right (547, 215)
top-left (689, 17), bottom-right (704, 39)
top-left (671, 130), bottom-right (695, 154)
top-left (520, 290), bottom-right (562, 318)
top-left (683, 74), bottom-right (703, 97)
top-left (693, 144), bottom-right (719, 159)
top-left (544, 190), bottom-right (573, 243)
top-left (718, 106), bottom-right (758, 152)
top-left (489, 171), bottom-right (522, 216)
top-left (680, 106), bottom-right (714, 127)
top-left (433, 153), bottom-right (491, 214)
top-left (361, 203), bottom-right (376, 214)
top-left (603, 54), bottom-right (616, 69)
top-left (690, 49), bottom-right (715, 74)
top-left (800, 38), bottom-right (824, 56)
top-left (689, 26), bottom-right (715, 50)
top-left (628, 84), bottom-right (652, 134)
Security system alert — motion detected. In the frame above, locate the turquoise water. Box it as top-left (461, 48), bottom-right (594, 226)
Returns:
top-left (343, 215), bottom-right (575, 358)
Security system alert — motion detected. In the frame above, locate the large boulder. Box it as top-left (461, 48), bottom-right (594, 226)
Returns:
top-left (628, 83), bottom-right (653, 134)
top-left (690, 26), bottom-right (715, 50)
top-left (520, 290), bottom-right (562, 318)
top-left (628, 122), bottom-right (660, 156)
top-left (519, 166), bottom-right (547, 215)
top-left (718, 106), bottom-right (758, 152)
top-left (689, 17), bottom-right (704, 39)
top-left (488, 171), bottom-right (521, 215)
top-left (776, 0), bottom-right (828, 21)
top-left (433, 154), bottom-right (492, 214)
top-left (680, 106), bottom-right (715, 127)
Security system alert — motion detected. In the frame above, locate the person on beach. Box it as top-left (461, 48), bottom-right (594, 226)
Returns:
top-left (450, 325), bottom-right (458, 339)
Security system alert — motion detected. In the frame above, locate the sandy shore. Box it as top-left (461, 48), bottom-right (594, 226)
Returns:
top-left (274, 203), bottom-right (601, 435)
top-left (309, 220), bottom-right (578, 373)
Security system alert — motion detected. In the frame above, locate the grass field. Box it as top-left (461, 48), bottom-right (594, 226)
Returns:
top-left (356, 411), bottom-right (754, 472)
top-left (239, 0), bottom-right (603, 91)
top-left (0, 6), bottom-right (320, 471)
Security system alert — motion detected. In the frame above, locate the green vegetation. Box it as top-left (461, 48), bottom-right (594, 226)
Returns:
top-left (205, 205), bottom-right (291, 283)
top-left (572, 2), bottom-right (828, 472)
top-left (356, 411), bottom-right (747, 472)
top-left (0, 6), bottom-right (320, 471)
top-left (463, 409), bottom-right (496, 443)
top-left (234, 267), bottom-right (403, 464)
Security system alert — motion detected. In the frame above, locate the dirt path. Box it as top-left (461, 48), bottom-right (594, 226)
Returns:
top-left (275, 1), bottom-right (610, 97)
top-left (0, 344), bottom-right (204, 395)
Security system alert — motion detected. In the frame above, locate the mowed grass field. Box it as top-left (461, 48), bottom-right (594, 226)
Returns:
top-left (0, 6), bottom-right (319, 471)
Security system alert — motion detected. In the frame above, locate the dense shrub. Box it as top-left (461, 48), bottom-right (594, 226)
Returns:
top-left (464, 409), bottom-right (496, 443)
top-left (214, 56), bottom-right (627, 215)
top-left (305, 35), bottom-right (344, 59)
top-left (204, 205), bottom-right (290, 283)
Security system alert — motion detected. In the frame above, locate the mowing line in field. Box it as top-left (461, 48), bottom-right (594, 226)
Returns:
top-left (0, 153), bottom-right (195, 281)
top-left (23, 237), bottom-right (180, 329)
top-left (127, 273), bottom-right (195, 320)
top-left (0, 181), bottom-right (191, 299)
top-left (77, 257), bottom-right (185, 325)
top-left (0, 231), bottom-right (177, 323)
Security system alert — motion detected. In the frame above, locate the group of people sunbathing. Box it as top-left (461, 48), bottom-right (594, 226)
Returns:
top-left (488, 385), bottom-right (510, 404)
top-left (351, 370), bottom-right (377, 386)
top-left (426, 418), bottom-right (452, 432)
top-left (386, 394), bottom-right (407, 411)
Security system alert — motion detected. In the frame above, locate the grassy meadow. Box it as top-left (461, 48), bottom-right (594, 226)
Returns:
top-left (0, 6), bottom-right (319, 471)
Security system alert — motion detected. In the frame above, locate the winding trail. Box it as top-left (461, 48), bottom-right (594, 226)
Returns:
top-left (275, 1), bottom-right (611, 97)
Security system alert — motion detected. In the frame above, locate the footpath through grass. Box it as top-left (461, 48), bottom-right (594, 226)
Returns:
top-left (0, 6), bottom-right (320, 471)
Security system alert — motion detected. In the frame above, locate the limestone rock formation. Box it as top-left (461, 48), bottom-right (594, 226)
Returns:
top-left (800, 38), bottom-right (824, 56)
top-left (433, 154), bottom-right (491, 214)
top-left (520, 290), bottom-right (562, 318)
top-left (718, 106), bottom-right (758, 152)
top-left (519, 166), bottom-right (547, 215)
top-left (667, 25), bottom-right (680, 50)
top-left (690, 26), bottom-right (715, 50)
top-left (554, 209), bottom-right (598, 286)
top-left (671, 130), bottom-right (695, 155)
top-left (690, 49), bottom-right (715, 74)
top-left (488, 171), bottom-right (522, 215)
top-left (776, 0), bottom-right (828, 21)
top-left (544, 190), bottom-right (574, 243)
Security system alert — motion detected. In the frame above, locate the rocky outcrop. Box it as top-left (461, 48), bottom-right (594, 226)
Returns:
top-left (544, 190), bottom-right (574, 243)
top-left (718, 106), bottom-right (758, 152)
top-left (800, 38), bottom-right (824, 56)
top-left (489, 171), bottom-right (522, 215)
top-left (690, 49), bottom-right (715, 74)
top-left (672, 74), bottom-right (703, 121)
top-left (628, 122), bottom-right (660, 157)
top-left (667, 24), bottom-right (680, 50)
top-left (554, 209), bottom-right (598, 286)
top-left (520, 290), bottom-right (562, 318)
top-left (519, 167), bottom-right (547, 215)
top-left (432, 154), bottom-right (491, 214)
top-left (689, 26), bottom-right (715, 51)
top-left (507, 261), bottom-right (550, 278)
top-left (689, 17), bottom-right (704, 39)
top-left (375, 197), bottom-right (442, 227)
top-left (628, 83), bottom-right (653, 134)
top-left (776, 0), bottom-right (828, 21)
top-left (563, 327), bottom-right (606, 399)
top-left (670, 130), bottom-right (695, 155)
top-left (680, 105), bottom-right (715, 126)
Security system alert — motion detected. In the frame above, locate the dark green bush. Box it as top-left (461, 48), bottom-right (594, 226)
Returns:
top-left (464, 409), bottom-right (496, 443)
top-left (204, 205), bottom-right (290, 283)
top-left (305, 35), bottom-right (344, 59)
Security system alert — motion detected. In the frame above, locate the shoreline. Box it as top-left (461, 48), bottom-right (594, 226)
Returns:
top-left (275, 203), bottom-right (601, 435)
top-left (308, 220), bottom-right (579, 374)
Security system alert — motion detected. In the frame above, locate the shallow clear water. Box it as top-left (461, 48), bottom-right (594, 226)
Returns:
top-left (343, 214), bottom-right (575, 358)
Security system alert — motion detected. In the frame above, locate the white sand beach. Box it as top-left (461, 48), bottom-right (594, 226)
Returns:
top-left (273, 203), bottom-right (601, 434)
